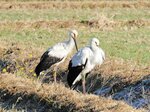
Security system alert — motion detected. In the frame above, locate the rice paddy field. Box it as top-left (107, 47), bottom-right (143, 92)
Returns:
top-left (0, 0), bottom-right (150, 112)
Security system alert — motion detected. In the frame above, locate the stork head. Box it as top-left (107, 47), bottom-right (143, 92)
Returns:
top-left (69, 29), bottom-right (78, 51)
top-left (69, 29), bottom-right (78, 38)
top-left (90, 38), bottom-right (100, 49)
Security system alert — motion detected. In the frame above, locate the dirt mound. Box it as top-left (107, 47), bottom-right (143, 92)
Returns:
top-left (0, 19), bottom-right (149, 31)
top-left (0, 45), bottom-right (39, 77)
top-left (0, 46), bottom-right (21, 73)
top-left (81, 16), bottom-right (116, 30)
top-left (0, 74), bottom-right (143, 112)
top-left (82, 19), bottom-right (150, 30)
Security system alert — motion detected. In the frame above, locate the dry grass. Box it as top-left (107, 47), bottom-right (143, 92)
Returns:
top-left (0, 19), bottom-right (149, 31)
top-left (0, 44), bottom-right (41, 76)
top-left (0, 44), bottom-right (149, 82)
top-left (0, 44), bottom-right (149, 95)
top-left (0, 73), bottom-right (145, 112)
top-left (96, 58), bottom-right (150, 84)
top-left (0, 1), bottom-right (149, 9)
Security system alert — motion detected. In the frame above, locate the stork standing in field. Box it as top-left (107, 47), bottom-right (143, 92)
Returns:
top-left (35, 30), bottom-right (78, 83)
top-left (67, 38), bottom-right (105, 94)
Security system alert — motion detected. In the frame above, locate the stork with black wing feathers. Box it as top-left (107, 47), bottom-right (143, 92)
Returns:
top-left (35, 30), bottom-right (78, 83)
top-left (67, 38), bottom-right (105, 94)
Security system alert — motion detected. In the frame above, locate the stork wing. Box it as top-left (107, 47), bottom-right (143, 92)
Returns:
top-left (101, 49), bottom-right (105, 61)
top-left (35, 42), bottom-right (67, 76)
top-left (47, 42), bottom-right (68, 59)
top-left (71, 47), bottom-right (92, 67)
top-left (35, 50), bottom-right (64, 76)
top-left (67, 47), bottom-right (92, 88)
top-left (97, 48), bottom-right (105, 65)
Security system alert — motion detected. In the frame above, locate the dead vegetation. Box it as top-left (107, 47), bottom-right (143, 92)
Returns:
top-left (0, 19), bottom-right (149, 31)
top-left (0, 44), bottom-right (40, 76)
top-left (0, 44), bottom-right (149, 81)
top-left (0, 73), bottom-right (145, 112)
top-left (96, 59), bottom-right (150, 84)
top-left (0, 1), bottom-right (150, 9)
top-left (0, 43), bottom-right (149, 93)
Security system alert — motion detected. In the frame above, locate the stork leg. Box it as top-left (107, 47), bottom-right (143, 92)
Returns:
top-left (53, 71), bottom-right (56, 83)
top-left (82, 75), bottom-right (86, 94)
top-left (53, 66), bottom-right (57, 83)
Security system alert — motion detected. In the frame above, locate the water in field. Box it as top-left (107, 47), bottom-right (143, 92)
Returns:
top-left (94, 75), bottom-right (150, 110)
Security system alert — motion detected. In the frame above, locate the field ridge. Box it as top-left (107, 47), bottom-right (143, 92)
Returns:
top-left (0, 73), bottom-right (145, 112)
top-left (0, 1), bottom-right (150, 9)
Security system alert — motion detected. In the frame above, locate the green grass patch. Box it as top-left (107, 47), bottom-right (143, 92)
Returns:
top-left (0, 26), bottom-right (149, 65)
top-left (0, 4), bottom-right (149, 65)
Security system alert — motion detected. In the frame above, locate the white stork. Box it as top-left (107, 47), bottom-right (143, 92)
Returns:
top-left (35, 30), bottom-right (78, 82)
top-left (67, 38), bottom-right (105, 94)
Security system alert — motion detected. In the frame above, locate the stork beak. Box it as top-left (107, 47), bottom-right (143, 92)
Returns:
top-left (73, 38), bottom-right (78, 51)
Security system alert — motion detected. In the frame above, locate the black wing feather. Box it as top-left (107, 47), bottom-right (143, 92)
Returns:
top-left (67, 59), bottom-right (88, 89)
top-left (35, 51), bottom-right (63, 77)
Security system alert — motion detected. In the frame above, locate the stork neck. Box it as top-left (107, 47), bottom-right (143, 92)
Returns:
top-left (91, 46), bottom-right (102, 65)
top-left (67, 37), bottom-right (75, 50)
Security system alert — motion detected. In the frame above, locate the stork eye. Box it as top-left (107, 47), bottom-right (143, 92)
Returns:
top-left (72, 33), bottom-right (76, 38)
top-left (95, 42), bottom-right (98, 46)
